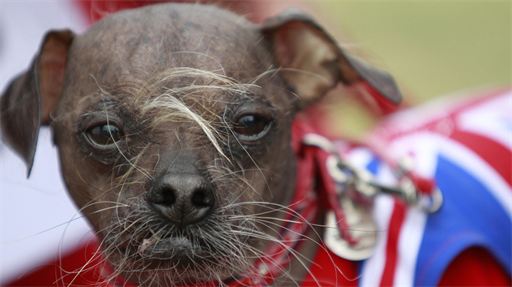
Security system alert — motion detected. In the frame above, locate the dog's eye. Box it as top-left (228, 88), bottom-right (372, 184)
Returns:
top-left (234, 114), bottom-right (272, 137)
top-left (86, 123), bottom-right (124, 146)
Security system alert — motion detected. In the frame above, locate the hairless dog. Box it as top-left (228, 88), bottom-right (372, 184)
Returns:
top-left (4, 3), bottom-right (509, 287)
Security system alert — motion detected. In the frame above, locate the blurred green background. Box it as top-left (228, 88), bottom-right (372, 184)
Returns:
top-left (305, 1), bottom-right (511, 136)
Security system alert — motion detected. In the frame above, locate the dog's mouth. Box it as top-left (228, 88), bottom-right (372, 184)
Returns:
top-left (101, 207), bottom-right (257, 286)
top-left (92, 188), bottom-right (277, 287)
top-left (110, 226), bottom-right (221, 269)
top-left (136, 234), bottom-right (218, 269)
top-left (105, 230), bottom-right (234, 285)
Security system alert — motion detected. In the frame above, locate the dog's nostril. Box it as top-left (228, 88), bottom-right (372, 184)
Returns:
top-left (161, 187), bottom-right (176, 206)
top-left (191, 188), bottom-right (214, 208)
top-left (146, 185), bottom-right (176, 206)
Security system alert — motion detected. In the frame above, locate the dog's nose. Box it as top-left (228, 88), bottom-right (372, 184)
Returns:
top-left (146, 174), bottom-right (215, 227)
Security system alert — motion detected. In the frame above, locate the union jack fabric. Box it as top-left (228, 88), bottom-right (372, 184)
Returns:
top-left (299, 88), bottom-right (511, 287)
top-left (351, 88), bottom-right (512, 286)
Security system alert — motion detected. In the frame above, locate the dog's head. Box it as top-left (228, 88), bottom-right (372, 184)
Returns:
top-left (1, 4), bottom-right (400, 286)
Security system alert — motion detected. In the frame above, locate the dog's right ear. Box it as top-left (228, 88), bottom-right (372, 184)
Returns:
top-left (0, 30), bottom-right (74, 177)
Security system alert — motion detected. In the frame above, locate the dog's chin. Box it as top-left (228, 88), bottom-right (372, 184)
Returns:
top-left (104, 229), bottom-right (253, 286)
top-left (109, 240), bottom-right (236, 286)
top-left (96, 198), bottom-right (263, 286)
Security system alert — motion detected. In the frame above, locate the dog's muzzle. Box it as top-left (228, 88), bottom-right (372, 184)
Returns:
top-left (146, 172), bottom-right (215, 227)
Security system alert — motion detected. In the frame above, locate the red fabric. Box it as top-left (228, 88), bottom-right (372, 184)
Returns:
top-left (300, 245), bottom-right (359, 287)
top-left (438, 247), bottom-right (512, 287)
top-left (379, 200), bottom-right (407, 286)
top-left (75, 1), bottom-right (269, 25)
top-left (76, 0), bottom-right (166, 24)
top-left (5, 240), bottom-right (105, 287)
top-left (449, 130), bottom-right (512, 188)
top-left (7, 241), bottom-right (510, 286)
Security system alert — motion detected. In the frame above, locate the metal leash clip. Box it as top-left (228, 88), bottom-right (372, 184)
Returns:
top-left (303, 134), bottom-right (378, 260)
top-left (323, 154), bottom-right (378, 260)
top-left (303, 134), bottom-right (443, 261)
top-left (325, 147), bottom-right (443, 214)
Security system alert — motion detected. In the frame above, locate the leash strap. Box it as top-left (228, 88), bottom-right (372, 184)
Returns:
top-left (294, 120), bottom-right (443, 262)
top-left (232, 119), bottom-right (443, 285)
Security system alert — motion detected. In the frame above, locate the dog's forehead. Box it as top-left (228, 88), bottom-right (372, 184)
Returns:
top-left (68, 4), bottom-right (269, 90)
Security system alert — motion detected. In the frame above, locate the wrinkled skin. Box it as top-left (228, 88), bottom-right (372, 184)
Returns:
top-left (55, 5), bottom-right (298, 286)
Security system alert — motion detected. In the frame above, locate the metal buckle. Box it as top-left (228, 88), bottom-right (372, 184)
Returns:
top-left (302, 133), bottom-right (443, 260)
top-left (324, 154), bottom-right (378, 260)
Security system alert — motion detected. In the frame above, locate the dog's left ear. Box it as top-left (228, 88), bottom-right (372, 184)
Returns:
top-left (0, 30), bottom-right (74, 176)
top-left (259, 8), bottom-right (402, 112)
